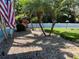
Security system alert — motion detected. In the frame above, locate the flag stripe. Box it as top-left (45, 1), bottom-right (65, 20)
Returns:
top-left (0, 5), bottom-right (8, 18)
top-left (0, 9), bottom-right (8, 22)
top-left (9, 2), bottom-right (13, 23)
top-left (0, 0), bottom-right (7, 11)
top-left (8, 1), bottom-right (12, 20)
top-left (0, 2), bottom-right (8, 15)
top-left (11, 12), bottom-right (14, 24)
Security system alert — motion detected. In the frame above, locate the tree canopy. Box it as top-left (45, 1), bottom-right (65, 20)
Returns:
top-left (15, 0), bottom-right (79, 23)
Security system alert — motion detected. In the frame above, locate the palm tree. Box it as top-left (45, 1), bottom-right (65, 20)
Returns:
top-left (24, 0), bottom-right (53, 36)
top-left (48, 0), bottom-right (68, 36)
top-left (24, 0), bottom-right (77, 36)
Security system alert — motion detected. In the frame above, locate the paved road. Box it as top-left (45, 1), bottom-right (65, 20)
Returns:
top-left (28, 23), bottom-right (79, 28)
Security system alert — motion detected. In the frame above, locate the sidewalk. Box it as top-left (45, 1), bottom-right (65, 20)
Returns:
top-left (0, 30), bottom-right (79, 59)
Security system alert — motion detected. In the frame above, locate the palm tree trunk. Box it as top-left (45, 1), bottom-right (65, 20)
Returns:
top-left (29, 12), bottom-right (34, 30)
top-left (38, 21), bottom-right (46, 36)
top-left (30, 20), bottom-right (34, 30)
top-left (38, 16), bottom-right (46, 36)
top-left (49, 19), bottom-right (56, 36)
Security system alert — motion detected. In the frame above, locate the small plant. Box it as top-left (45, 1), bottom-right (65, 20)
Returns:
top-left (73, 55), bottom-right (79, 59)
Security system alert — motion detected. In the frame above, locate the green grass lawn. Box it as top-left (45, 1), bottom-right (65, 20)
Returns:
top-left (44, 28), bottom-right (79, 42)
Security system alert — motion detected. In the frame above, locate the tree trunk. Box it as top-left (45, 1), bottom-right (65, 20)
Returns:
top-left (29, 12), bottom-right (35, 30)
top-left (37, 11), bottom-right (46, 36)
top-left (38, 21), bottom-right (46, 36)
top-left (38, 16), bottom-right (46, 36)
top-left (30, 20), bottom-right (34, 30)
top-left (49, 19), bottom-right (56, 36)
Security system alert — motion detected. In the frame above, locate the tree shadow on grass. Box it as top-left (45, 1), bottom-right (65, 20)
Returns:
top-left (45, 29), bottom-right (79, 47)
top-left (60, 32), bottom-right (79, 44)
top-left (0, 30), bottom-right (78, 59)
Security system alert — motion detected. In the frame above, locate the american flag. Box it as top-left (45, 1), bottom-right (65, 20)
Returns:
top-left (0, 0), bottom-right (15, 29)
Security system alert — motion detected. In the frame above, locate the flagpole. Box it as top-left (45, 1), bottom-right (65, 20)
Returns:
top-left (0, 16), bottom-right (8, 39)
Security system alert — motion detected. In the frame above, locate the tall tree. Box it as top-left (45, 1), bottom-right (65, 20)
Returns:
top-left (49, 0), bottom-right (68, 36)
top-left (24, 0), bottom-right (53, 36)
